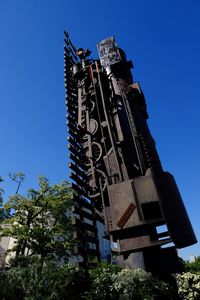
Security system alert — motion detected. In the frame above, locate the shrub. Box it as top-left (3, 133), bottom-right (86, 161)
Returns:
top-left (0, 260), bottom-right (89, 300)
top-left (83, 262), bottom-right (121, 300)
top-left (0, 261), bottom-right (180, 300)
top-left (83, 265), bottom-right (174, 300)
top-left (177, 272), bottom-right (200, 300)
top-left (112, 268), bottom-right (173, 300)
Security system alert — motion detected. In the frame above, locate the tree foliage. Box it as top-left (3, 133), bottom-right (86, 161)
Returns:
top-left (184, 256), bottom-right (200, 273)
top-left (9, 172), bottom-right (25, 194)
top-left (1, 175), bottom-right (75, 266)
top-left (0, 178), bottom-right (11, 222)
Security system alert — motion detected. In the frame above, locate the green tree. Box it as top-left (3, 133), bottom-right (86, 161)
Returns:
top-left (9, 172), bottom-right (25, 194)
top-left (1, 176), bottom-right (75, 268)
top-left (0, 176), bottom-right (11, 221)
top-left (184, 257), bottom-right (200, 273)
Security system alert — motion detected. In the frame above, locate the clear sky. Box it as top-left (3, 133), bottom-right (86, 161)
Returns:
top-left (0, 0), bottom-right (199, 260)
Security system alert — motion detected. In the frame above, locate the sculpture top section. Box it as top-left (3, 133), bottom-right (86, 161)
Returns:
top-left (97, 37), bottom-right (121, 68)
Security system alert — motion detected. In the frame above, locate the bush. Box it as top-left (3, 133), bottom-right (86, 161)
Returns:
top-left (83, 265), bottom-right (175, 300)
top-left (0, 260), bottom-right (89, 300)
top-left (0, 261), bottom-right (180, 300)
top-left (177, 272), bottom-right (200, 300)
top-left (112, 268), bottom-right (174, 300)
top-left (0, 269), bottom-right (25, 300)
top-left (83, 262), bottom-right (121, 300)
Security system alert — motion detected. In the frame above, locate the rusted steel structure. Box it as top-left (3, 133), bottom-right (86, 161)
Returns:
top-left (64, 33), bottom-right (197, 271)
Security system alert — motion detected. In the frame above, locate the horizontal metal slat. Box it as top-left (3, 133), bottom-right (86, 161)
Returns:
top-left (72, 196), bottom-right (92, 210)
top-left (72, 206), bottom-right (95, 221)
top-left (68, 153), bottom-right (87, 170)
top-left (68, 162), bottom-right (86, 178)
top-left (73, 218), bottom-right (97, 233)
top-left (71, 182), bottom-right (91, 199)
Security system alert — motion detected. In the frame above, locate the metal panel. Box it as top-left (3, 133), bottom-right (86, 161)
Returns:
top-left (107, 180), bottom-right (141, 231)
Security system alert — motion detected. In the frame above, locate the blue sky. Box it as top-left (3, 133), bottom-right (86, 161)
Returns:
top-left (0, 0), bottom-right (199, 260)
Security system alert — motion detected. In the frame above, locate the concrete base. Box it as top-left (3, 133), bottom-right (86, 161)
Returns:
top-left (116, 251), bottom-right (145, 269)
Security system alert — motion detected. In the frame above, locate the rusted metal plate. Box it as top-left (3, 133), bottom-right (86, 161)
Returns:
top-left (117, 203), bottom-right (136, 229)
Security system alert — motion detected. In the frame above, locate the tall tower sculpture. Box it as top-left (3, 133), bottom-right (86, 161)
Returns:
top-left (64, 33), bottom-right (197, 273)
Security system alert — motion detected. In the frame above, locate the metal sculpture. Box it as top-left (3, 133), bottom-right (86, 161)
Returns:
top-left (64, 33), bottom-right (197, 272)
